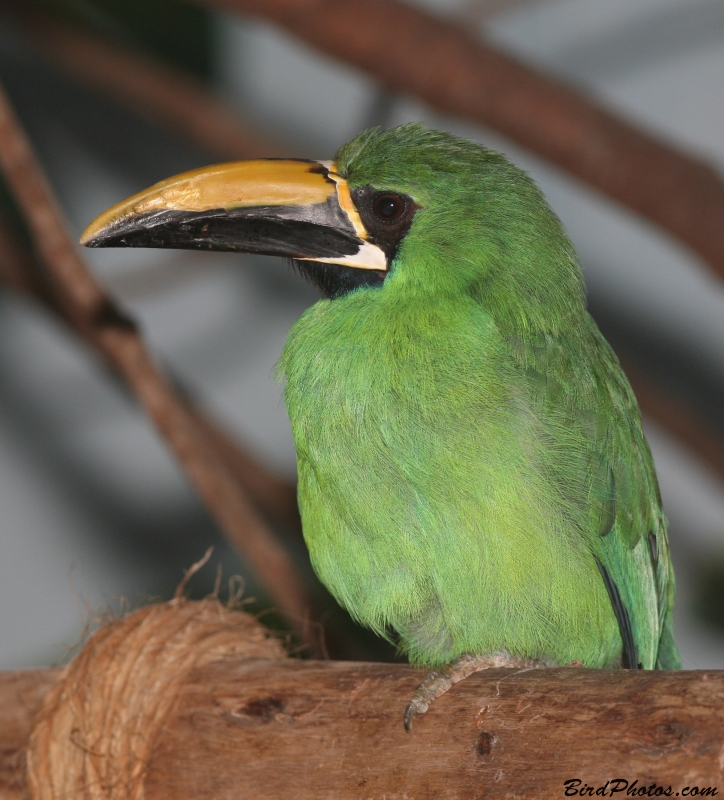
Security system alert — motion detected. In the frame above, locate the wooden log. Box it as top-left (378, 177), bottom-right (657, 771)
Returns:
top-left (148, 664), bottom-right (724, 798)
top-left (4, 661), bottom-right (723, 798)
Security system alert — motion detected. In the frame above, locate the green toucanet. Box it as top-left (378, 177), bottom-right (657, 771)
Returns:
top-left (82, 124), bottom-right (680, 728)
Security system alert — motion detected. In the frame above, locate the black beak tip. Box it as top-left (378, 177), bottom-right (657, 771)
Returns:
top-left (81, 231), bottom-right (131, 248)
top-left (80, 219), bottom-right (135, 248)
top-left (81, 217), bottom-right (163, 249)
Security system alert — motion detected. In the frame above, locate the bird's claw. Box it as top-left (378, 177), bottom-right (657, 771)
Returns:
top-left (404, 653), bottom-right (546, 732)
top-left (404, 664), bottom-right (454, 732)
top-left (404, 695), bottom-right (429, 732)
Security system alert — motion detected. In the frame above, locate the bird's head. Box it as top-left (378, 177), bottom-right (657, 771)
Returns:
top-left (82, 124), bottom-right (585, 328)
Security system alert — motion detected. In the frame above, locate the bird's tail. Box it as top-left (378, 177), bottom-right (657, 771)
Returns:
top-left (655, 607), bottom-right (681, 669)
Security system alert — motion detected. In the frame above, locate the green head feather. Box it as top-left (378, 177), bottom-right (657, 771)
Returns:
top-left (336, 124), bottom-right (586, 332)
top-left (281, 124), bottom-right (677, 671)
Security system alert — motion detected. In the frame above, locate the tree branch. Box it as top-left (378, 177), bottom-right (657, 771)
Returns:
top-left (146, 663), bottom-right (724, 798)
top-left (6, 4), bottom-right (287, 161)
top-left (198, 0), bottom-right (724, 279)
top-left (623, 361), bottom-right (724, 480)
top-left (0, 217), bottom-right (301, 533)
top-left (0, 80), bottom-right (311, 639)
top-left (2, 661), bottom-right (723, 798)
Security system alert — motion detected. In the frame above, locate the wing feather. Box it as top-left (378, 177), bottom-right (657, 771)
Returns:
top-left (510, 318), bottom-right (677, 669)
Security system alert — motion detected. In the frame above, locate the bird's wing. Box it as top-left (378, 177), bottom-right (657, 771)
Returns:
top-left (587, 327), bottom-right (678, 670)
top-left (511, 320), bottom-right (678, 670)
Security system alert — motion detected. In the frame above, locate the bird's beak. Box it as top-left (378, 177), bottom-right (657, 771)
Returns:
top-left (80, 159), bottom-right (386, 271)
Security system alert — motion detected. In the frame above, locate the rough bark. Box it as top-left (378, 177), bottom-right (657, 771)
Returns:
top-left (3, 663), bottom-right (723, 798)
top-left (145, 663), bottom-right (724, 798)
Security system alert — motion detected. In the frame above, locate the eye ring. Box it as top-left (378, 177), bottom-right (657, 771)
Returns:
top-left (372, 193), bottom-right (407, 222)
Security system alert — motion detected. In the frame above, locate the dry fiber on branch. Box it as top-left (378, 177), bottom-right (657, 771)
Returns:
top-left (26, 600), bottom-right (285, 800)
top-left (1, 601), bottom-right (722, 799)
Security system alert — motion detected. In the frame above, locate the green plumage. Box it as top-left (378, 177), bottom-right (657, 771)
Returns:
top-left (280, 124), bottom-right (679, 670)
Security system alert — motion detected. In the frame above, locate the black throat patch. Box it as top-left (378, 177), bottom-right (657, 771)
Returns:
top-left (291, 260), bottom-right (387, 299)
top-left (295, 185), bottom-right (419, 300)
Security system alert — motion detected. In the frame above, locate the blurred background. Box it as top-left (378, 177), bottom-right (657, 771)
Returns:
top-left (0, 0), bottom-right (723, 670)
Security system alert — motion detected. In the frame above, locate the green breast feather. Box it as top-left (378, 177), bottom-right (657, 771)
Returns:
top-left (79, 120), bottom-right (679, 673)
top-left (280, 124), bottom-right (679, 670)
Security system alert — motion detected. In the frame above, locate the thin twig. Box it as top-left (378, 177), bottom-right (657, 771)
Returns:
top-left (198, 0), bottom-right (724, 279)
top-left (0, 79), bottom-right (312, 640)
top-left (0, 217), bottom-right (52, 302)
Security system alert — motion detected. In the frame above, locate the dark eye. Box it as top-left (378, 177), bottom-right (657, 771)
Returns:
top-left (372, 193), bottom-right (406, 222)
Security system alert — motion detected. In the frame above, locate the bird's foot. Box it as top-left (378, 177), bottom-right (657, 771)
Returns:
top-left (404, 652), bottom-right (546, 732)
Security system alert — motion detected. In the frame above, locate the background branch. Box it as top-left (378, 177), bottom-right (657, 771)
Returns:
top-left (5, 4), bottom-right (286, 161)
top-left (0, 80), bottom-right (312, 642)
top-left (0, 218), bottom-right (301, 533)
top-left (198, 0), bottom-right (724, 279)
top-left (623, 362), bottom-right (724, 483)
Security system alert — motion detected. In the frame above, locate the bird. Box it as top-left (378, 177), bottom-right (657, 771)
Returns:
top-left (81, 123), bottom-right (680, 730)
